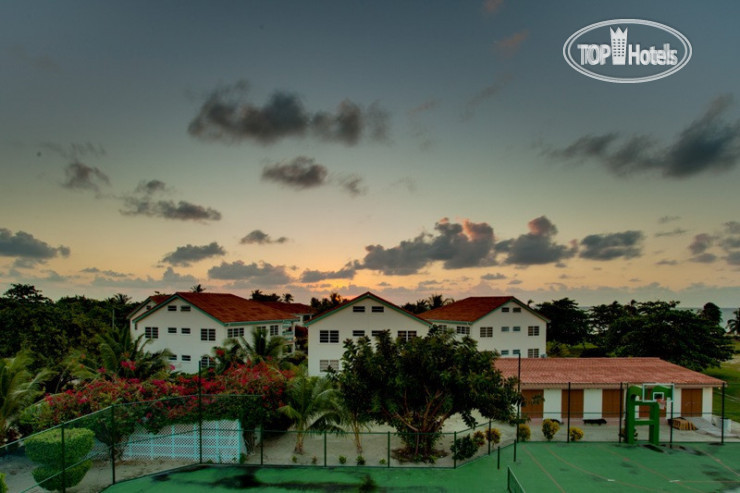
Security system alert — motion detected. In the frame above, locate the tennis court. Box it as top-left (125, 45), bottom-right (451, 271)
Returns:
top-left (508, 442), bottom-right (740, 492)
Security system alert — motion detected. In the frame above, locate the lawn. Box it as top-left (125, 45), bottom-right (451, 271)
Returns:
top-left (704, 338), bottom-right (740, 421)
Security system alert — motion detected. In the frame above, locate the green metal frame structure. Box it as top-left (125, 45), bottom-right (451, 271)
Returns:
top-left (623, 383), bottom-right (674, 446)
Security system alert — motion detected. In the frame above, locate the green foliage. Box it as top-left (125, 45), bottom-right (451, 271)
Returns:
top-left (450, 434), bottom-right (482, 461)
top-left (542, 419), bottom-right (560, 441)
top-left (356, 455), bottom-right (365, 465)
top-left (0, 472), bottom-right (7, 493)
top-left (517, 424), bottom-right (531, 442)
top-left (32, 461), bottom-right (92, 491)
top-left (25, 428), bottom-right (94, 467)
top-left (536, 298), bottom-right (590, 346)
top-left (333, 327), bottom-right (519, 461)
top-left (338, 455), bottom-right (347, 464)
top-left (379, 458), bottom-right (386, 465)
top-left (26, 428), bottom-right (94, 491)
top-left (569, 427), bottom-right (584, 442)
top-left (226, 327), bottom-right (287, 368)
top-left (472, 430), bottom-right (486, 446)
top-left (0, 351), bottom-right (48, 443)
top-left (485, 427), bottom-right (501, 444)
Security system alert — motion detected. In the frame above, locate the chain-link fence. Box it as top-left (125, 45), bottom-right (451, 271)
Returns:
top-left (1, 385), bottom-right (736, 492)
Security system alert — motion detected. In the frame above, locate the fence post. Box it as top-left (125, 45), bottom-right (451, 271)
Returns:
top-left (453, 431), bottom-right (457, 469)
top-left (260, 427), bottom-right (264, 466)
top-left (721, 382), bottom-right (726, 445)
top-left (488, 420), bottom-right (492, 455)
top-left (386, 432), bottom-right (390, 467)
top-left (497, 443), bottom-right (501, 470)
top-left (323, 430), bottom-right (327, 467)
top-left (566, 382), bottom-right (571, 443)
top-left (669, 400), bottom-right (674, 448)
top-left (110, 405), bottom-right (116, 485)
top-left (514, 354), bottom-right (520, 462)
top-left (618, 382), bottom-right (623, 443)
top-left (61, 423), bottom-right (66, 493)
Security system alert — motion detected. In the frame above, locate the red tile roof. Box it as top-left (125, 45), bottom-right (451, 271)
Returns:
top-left (419, 296), bottom-right (545, 323)
top-left (135, 292), bottom-right (297, 324)
top-left (495, 357), bottom-right (724, 389)
top-left (306, 291), bottom-right (431, 327)
top-left (257, 301), bottom-right (316, 315)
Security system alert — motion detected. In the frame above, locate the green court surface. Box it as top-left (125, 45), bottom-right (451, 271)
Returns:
top-left (103, 442), bottom-right (740, 492)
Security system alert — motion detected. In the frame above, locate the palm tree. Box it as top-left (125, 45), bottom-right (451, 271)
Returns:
top-left (65, 324), bottom-right (172, 380)
top-left (191, 284), bottom-right (205, 293)
top-left (427, 293), bottom-right (453, 310)
top-left (282, 293), bottom-right (294, 303)
top-left (0, 351), bottom-right (48, 442)
top-left (227, 327), bottom-right (286, 366)
top-left (278, 367), bottom-right (342, 454)
top-left (727, 308), bottom-right (740, 336)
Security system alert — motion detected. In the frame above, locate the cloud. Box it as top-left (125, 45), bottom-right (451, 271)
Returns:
top-left (463, 75), bottom-right (511, 119)
top-left (658, 215), bottom-right (681, 224)
top-left (300, 263), bottom-right (358, 283)
top-left (161, 242), bottom-right (225, 266)
top-left (188, 80), bottom-right (388, 145)
top-left (689, 253), bottom-right (717, 263)
top-left (482, 0), bottom-right (504, 14)
top-left (208, 260), bottom-right (293, 285)
top-left (161, 267), bottom-right (199, 284)
top-left (546, 95), bottom-right (740, 178)
top-left (240, 230), bottom-right (288, 245)
top-left (726, 251), bottom-right (740, 265)
top-left (656, 259), bottom-right (678, 266)
top-left (493, 30), bottom-right (529, 58)
top-left (81, 267), bottom-right (130, 278)
top-left (8, 45), bottom-right (61, 72)
top-left (481, 273), bottom-right (507, 280)
top-left (655, 228), bottom-right (687, 238)
top-left (360, 218), bottom-right (496, 275)
top-left (0, 228), bottom-right (70, 263)
top-left (61, 161), bottom-right (111, 194)
top-left (579, 231), bottom-right (644, 260)
top-left (688, 233), bottom-right (714, 255)
top-left (120, 180), bottom-right (222, 222)
top-left (262, 157), bottom-right (328, 189)
top-left (496, 216), bottom-right (577, 265)
top-left (337, 175), bottom-right (367, 197)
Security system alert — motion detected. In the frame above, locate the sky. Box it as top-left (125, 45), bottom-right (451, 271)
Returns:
top-left (1, 0), bottom-right (740, 308)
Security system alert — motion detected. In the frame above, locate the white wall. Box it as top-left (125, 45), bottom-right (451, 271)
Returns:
top-left (543, 389), bottom-right (562, 421)
top-left (467, 301), bottom-right (547, 357)
top-left (702, 387), bottom-right (713, 417)
top-left (584, 389), bottom-right (602, 419)
top-left (307, 297), bottom-right (430, 376)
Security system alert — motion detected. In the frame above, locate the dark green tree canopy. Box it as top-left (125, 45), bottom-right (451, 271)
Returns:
top-left (332, 327), bottom-right (519, 460)
top-left (536, 298), bottom-right (589, 346)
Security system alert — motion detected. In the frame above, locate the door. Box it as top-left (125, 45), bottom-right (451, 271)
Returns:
top-left (562, 389), bottom-right (584, 419)
top-left (602, 389), bottom-right (622, 419)
top-left (521, 389), bottom-right (544, 419)
top-left (681, 389), bottom-right (703, 417)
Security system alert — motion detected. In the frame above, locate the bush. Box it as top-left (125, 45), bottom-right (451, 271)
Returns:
top-left (0, 472), bottom-right (7, 493)
top-left (472, 430), bottom-right (486, 446)
top-left (569, 427), bottom-right (584, 442)
top-left (356, 455), bottom-right (365, 465)
top-left (542, 419), bottom-right (560, 441)
top-left (485, 427), bottom-right (501, 444)
top-left (25, 428), bottom-right (95, 468)
top-left (517, 424), bottom-right (531, 442)
top-left (25, 427), bottom-right (95, 491)
top-left (338, 455), bottom-right (347, 464)
top-left (450, 434), bottom-right (481, 461)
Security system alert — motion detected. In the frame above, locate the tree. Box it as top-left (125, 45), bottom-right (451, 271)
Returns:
top-left (604, 301), bottom-right (733, 371)
top-left (227, 327), bottom-right (286, 366)
top-left (334, 328), bottom-right (519, 461)
top-left (0, 351), bottom-right (48, 442)
top-left (2, 284), bottom-right (50, 304)
top-left (278, 367), bottom-right (342, 454)
top-left (190, 284), bottom-right (205, 293)
top-left (699, 302), bottom-right (722, 325)
top-left (427, 294), bottom-right (453, 310)
top-left (310, 292), bottom-right (344, 316)
top-left (727, 308), bottom-right (740, 336)
top-left (401, 299), bottom-right (430, 314)
top-left (282, 293), bottom-right (294, 303)
top-left (250, 290), bottom-right (280, 302)
top-left (536, 298), bottom-right (589, 346)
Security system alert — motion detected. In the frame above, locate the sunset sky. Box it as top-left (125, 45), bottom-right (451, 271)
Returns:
top-left (2, 1), bottom-right (739, 308)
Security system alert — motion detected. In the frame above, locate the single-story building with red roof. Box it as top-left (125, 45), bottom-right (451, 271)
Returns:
top-left (495, 357), bottom-right (725, 422)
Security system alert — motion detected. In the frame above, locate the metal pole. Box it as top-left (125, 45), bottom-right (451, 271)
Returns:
top-left (198, 361), bottom-right (203, 464)
top-left (61, 424), bottom-right (66, 493)
top-left (453, 431), bottom-right (457, 468)
top-left (514, 354), bottom-right (521, 462)
top-left (110, 405), bottom-right (116, 485)
top-left (488, 419), bottom-right (492, 455)
top-left (323, 430), bottom-right (327, 466)
top-left (497, 443), bottom-right (501, 470)
top-left (618, 383), bottom-right (624, 444)
top-left (722, 382), bottom-right (726, 445)
top-left (566, 382), bottom-right (571, 443)
top-left (387, 432), bottom-right (390, 467)
top-left (669, 400), bottom-right (674, 448)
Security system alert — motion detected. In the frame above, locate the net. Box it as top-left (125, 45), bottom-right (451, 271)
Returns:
top-left (507, 465), bottom-right (526, 493)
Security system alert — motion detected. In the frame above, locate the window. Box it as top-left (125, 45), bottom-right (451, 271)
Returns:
top-left (180, 306), bottom-right (191, 312)
top-left (181, 355), bottom-right (191, 362)
top-left (371, 305), bottom-right (384, 313)
top-left (371, 330), bottom-right (384, 337)
top-left (353, 305), bottom-right (366, 313)
top-left (500, 350), bottom-right (510, 356)
top-left (181, 327), bottom-right (191, 334)
top-left (256, 325), bottom-right (266, 331)
top-left (501, 326), bottom-right (510, 333)
top-left (456, 326), bottom-right (470, 335)
top-left (437, 324), bottom-right (448, 330)
top-left (200, 356), bottom-right (216, 368)
top-left (270, 325), bottom-right (279, 336)
top-left (319, 360), bottom-right (339, 372)
top-left (352, 330), bottom-right (366, 337)
top-left (319, 330), bottom-right (339, 343)
top-left (527, 348), bottom-right (540, 358)
top-left (398, 330), bottom-right (417, 341)
top-left (480, 326), bottom-right (493, 338)
top-left (168, 354), bottom-right (177, 361)
top-left (168, 305), bottom-right (176, 312)
top-left (501, 307), bottom-right (510, 312)
top-left (512, 349), bottom-right (520, 355)
top-left (168, 327), bottom-right (177, 334)
top-left (227, 327), bottom-right (244, 338)
top-left (513, 307), bottom-right (522, 313)
top-left (201, 328), bottom-right (216, 341)
top-left (145, 327), bottom-right (158, 339)
top-left (513, 326), bottom-right (521, 332)
top-left (528, 326), bottom-right (540, 336)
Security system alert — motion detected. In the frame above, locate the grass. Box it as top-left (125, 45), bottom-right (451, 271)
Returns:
top-left (704, 338), bottom-right (740, 420)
